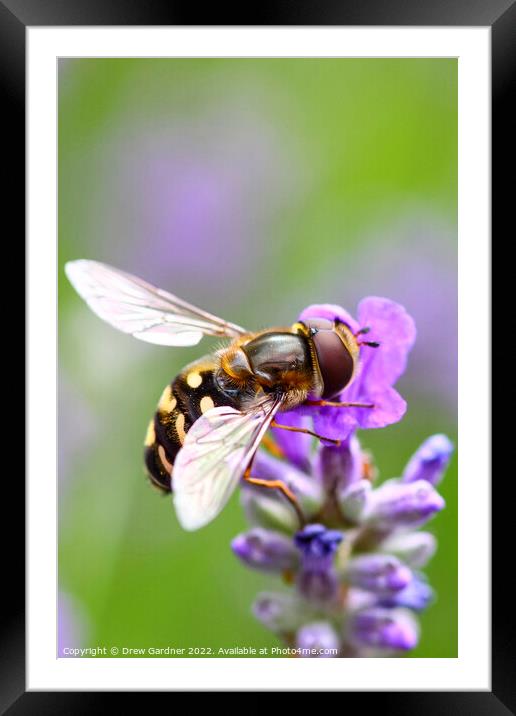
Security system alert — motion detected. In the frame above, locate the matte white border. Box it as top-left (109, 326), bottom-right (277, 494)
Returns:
top-left (27, 26), bottom-right (490, 691)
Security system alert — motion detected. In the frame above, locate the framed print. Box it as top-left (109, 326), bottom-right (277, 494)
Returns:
top-left (4, 0), bottom-right (510, 707)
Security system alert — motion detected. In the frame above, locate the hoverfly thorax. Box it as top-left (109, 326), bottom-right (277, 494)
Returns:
top-left (243, 332), bottom-right (313, 390)
top-left (216, 331), bottom-right (315, 410)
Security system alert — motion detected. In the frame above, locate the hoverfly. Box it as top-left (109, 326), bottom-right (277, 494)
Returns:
top-left (65, 261), bottom-right (379, 530)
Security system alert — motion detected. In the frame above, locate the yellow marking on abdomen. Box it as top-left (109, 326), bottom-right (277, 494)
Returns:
top-left (158, 385), bottom-right (177, 413)
top-left (144, 420), bottom-right (155, 446)
top-left (186, 372), bottom-right (202, 388)
top-left (200, 395), bottom-right (215, 414)
top-left (175, 413), bottom-right (186, 444)
top-left (158, 445), bottom-right (174, 474)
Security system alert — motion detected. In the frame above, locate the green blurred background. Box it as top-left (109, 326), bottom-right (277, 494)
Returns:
top-left (58, 58), bottom-right (457, 658)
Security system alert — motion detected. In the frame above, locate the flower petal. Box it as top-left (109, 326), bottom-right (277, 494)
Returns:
top-left (310, 386), bottom-right (407, 439)
top-left (352, 386), bottom-right (407, 430)
top-left (312, 406), bottom-right (357, 442)
top-left (349, 607), bottom-right (419, 651)
top-left (378, 574), bottom-right (434, 612)
top-left (346, 555), bottom-right (413, 595)
top-left (231, 528), bottom-right (299, 573)
top-left (357, 296), bottom-right (416, 387)
top-left (402, 434), bottom-right (453, 486)
top-left (313, 435), bottom-right (363, 491)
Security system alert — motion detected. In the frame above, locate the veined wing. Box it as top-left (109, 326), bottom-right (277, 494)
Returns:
top-left (173, 396), bottom-right (284, 530)
top-left (65, 259), bottom-right (247, 346)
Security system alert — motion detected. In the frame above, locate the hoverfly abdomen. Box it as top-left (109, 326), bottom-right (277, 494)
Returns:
top-left (144, 379), bottom-right (189, 493)
top-left (172, 358), bottom-right (238, 424)
top-left (144, 425), bottom-right (175, 493)
top-left (144, 357), bottom-right (240, 493)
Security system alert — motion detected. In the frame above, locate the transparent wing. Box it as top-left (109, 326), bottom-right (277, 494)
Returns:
top-left (65, 259), bottom-right (247, 346)
top-left (173, 396), bottom-right (284, 530)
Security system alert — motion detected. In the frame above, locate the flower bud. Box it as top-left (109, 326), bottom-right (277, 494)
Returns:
top-left (338, 479), bottom-right (373, 523)
top-left (346, 587), bottom-right (377, 613)
top-left (378, 574), bottom-right (434, 612)
top-left (294, 525), bottom-right (343, 603)
top-left (294, 524), bottom-right (343, 559)
top-left (346, 555), bottom-right (412, 595)
top-left (241, 486), bottom-right (299, 535)
top-left (296, 622), bottom-right (340, 657)
top-left (253, 592), bottom-right (311, 633)
top-left (253, 452), bottom-right (324, 515)
top-left (231, 528), bottom-right (299, 573)
top-left (349, 607), bottom-right (419, 651)
top-left (297, 569), bottom-right (339, 603)
top-left (314, 435), bottom-right (363, 492)
top-left (379, 531), bottom-right (437, 568)
top-left (402, 434), bottom-right (453, 486)
top-left (368, 479), bottom-right (445, 528)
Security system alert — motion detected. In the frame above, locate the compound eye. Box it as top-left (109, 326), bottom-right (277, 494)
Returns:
top-left (312, 329), bottom-right (354, 399)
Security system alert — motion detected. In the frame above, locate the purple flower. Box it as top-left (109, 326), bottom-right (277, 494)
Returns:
top-left (294, 524), bottom-right (343, 602)
top-left (367, 479), bottom-right (445, 529)
top-left (294, 524), bottom-right (343, 559)
top-left (253, 592), bottom-right (312, 634)
top-left (231, 528), bottom-right (299, 573)
top-left (230, 298), bottom-right (448, 659)
top-left (338, 479), bottom-right (373, 523)
top-left (252, 452), bottom-right (324, 513)
top-left (241, 452), bottom-right (324, 534)
top-left (402, 434), bottom-right (453, 486)
top-left (379, 531), bottom-right (437, 568)
top-left (241, 485), bottom-right (299, 535)
top-left (346, 555), bottom-right (413, 595)
top-left (349, 608), bottom-right (419, 651)
top-left (378, 574), bottom-right (434, 612)
top-left (313, 435), bottom-right (364, 492)
top-left (296, 622), bottom-right (340, 657)
top-left (296, 298), bottom-right (416, 441)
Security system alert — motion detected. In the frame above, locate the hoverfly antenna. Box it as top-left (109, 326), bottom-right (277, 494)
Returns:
top-left (359, 340), bottom-right (380, 348)
top-left (354, 326), bottom-right (380, 347)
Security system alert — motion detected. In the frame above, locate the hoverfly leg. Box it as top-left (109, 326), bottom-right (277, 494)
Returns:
top-left (358, 341), bottom-right (380, 348)
top-left (261, 433), bottom-right (285, 459)
top-left (355, 326), bottom-right (371, 336)
top-left (305, 400), bottom-right (375, 409)
top-left (243, 466), bottom-right (306, 527)
top-left (271, 419), bottom-right (341, 447)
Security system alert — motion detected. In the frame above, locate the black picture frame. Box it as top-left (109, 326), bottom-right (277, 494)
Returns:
top-left (5, 0), bottom-right (509, 709)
